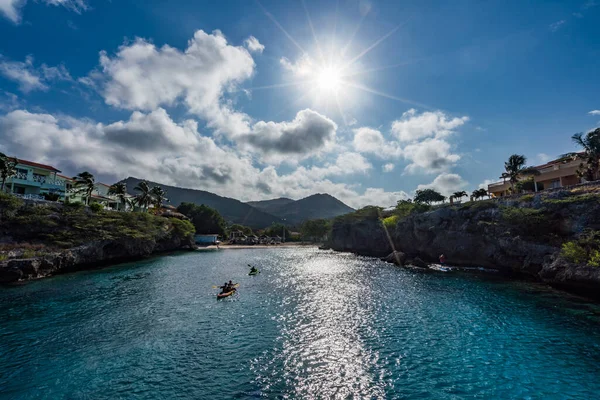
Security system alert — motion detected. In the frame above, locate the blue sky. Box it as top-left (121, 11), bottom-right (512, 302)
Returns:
top-left (0, 0), bottom-right (599, 208)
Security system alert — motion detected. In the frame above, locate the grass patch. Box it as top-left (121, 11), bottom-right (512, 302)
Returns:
top-left (519, 194), bottom-right (534, 202)
top-left (461, 200), bottom-right (497, 211)
top-left (543, 193), bottom-right (600, 206)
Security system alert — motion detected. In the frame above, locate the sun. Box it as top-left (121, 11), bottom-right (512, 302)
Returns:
top-left (316, 66), bottom-right (342, 92)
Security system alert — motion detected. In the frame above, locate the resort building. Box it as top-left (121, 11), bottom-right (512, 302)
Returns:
top-left (4, 159), bottom-right (68, 201)
top-left (194, 234), bottom-right (219, 245)
top-left (488, 155), bottom-right (584, 197)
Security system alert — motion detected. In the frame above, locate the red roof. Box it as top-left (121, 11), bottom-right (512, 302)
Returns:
top-left (57, 174), bottom-right (72, 180)
top-left (17, 159), bottom-right (61, 173)
top-left (97, 182), bottom-right (111, 187)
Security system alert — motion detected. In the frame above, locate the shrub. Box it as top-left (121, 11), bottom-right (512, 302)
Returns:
top-left (519, 194), bottom-right (534, 202)
top-left (561, 231), bottom-right (600, 267)
top-left (561, 242), bottom-right (588, 264)
top-left (66, 201), bottom-right (84, 210)
top-left (43, 193), bottom-right (60, 201)
top-left (500, 206), bottom-right (561, 239)
top-left (382, 215), bottom-right (399, 229)
top-left (463, 200), bottom-right (497, 211)
top-left (394, 200), bottom-right (430, 220)
top-left (89, 203), bottom-right (104, 213)
top-left (169, 218), bottom-right (195, 238)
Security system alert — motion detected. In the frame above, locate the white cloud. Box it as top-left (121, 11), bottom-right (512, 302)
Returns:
top-left (478, 179), bottom-right (496, 190)
top-left (549, 20), bottom-right (565, 32)
top-left (244, 36), bottom-right (265, 53)
top-left (391, 108), bottom-right (469, 142)
top-left (383, 163), bottom-right (394, 173)
top-left (403, 138), bottom-right (460, 174)
top-left (536, 153), bottom-right (552, 164)
top-left (92, 30), bottom-right (255, 137)
top-left (0, 55), bottom-right (71, 93)
top-left (0, 0), bottom-right (88, 24)
top-left (352, 127), bottom-right (402, 159)
top-left (417, 173), bottom-right (468, 197)
top-left (239, 109), bottom-right (337, 162)
top-left (280, 55), bottom-right (313, 76)
top-left (0, 0), bottom-right (24, 23)
top-left (43, 0), bottom-right (88, 13)
top-left (589, 110), bottom-right (600, 116)
top-left (0, 108), bottom-right (402, 209)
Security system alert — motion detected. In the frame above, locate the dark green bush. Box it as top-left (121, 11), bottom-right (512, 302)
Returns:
top-left (561, 231), bottom-right (600, 267)
top-left (89, 203), bottom-right (104, 213)
top-left (501, 207), bottom-right (559, 238)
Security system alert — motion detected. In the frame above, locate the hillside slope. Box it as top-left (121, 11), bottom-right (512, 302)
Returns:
top-left (120, 177), bottom-right (282, 229)
top-left (248, 193), bottom-right (354, 225)
top-left (247, 198), bottom-right (295, 211)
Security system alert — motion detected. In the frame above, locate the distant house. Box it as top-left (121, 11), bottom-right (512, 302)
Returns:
top-left (195, 234), bottom-right (219, 245)
top-left (70, 182), bottom-right (124, 210)
top-left (4, 159), bottom-right (66, 201)
top-left (488, 155), bottom-right (585, 197)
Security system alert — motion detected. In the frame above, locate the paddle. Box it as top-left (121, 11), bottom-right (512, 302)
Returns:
top-left (212, 283), bottom-right (239, 289)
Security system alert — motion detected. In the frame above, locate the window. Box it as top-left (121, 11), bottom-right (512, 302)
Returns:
top-left (550, 180), bottom-right (561, 189)
top-left (15, 168), bottom-right (28, 180)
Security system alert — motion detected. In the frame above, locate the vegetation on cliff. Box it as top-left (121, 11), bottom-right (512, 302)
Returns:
top-left (0, 192), bottom-right (195, 257)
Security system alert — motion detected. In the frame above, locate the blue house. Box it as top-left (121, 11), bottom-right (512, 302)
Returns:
top-left (195, 234), bottom-right (219, 245)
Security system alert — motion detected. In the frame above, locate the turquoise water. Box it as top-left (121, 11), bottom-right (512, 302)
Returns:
top-left (1, 248), bottom-right (600, 399)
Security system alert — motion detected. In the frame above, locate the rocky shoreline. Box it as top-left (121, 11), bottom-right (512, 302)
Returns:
top-left (327, 190), bottom-right (600, 300)
top-left (0, 236), bottom-right (194, 284)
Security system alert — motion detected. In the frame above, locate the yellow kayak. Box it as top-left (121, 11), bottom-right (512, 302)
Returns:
top-left (216, 283), bottom-right (239, 299)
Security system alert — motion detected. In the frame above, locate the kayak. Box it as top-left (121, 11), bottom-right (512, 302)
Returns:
top-left (216, 283), bottom-right (239, 299)
top-left (217, 289), bottom-right (236, 299)
top-left (249, 270), bottom-right (260, 276)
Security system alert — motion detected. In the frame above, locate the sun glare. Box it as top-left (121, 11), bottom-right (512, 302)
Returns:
top-left (316, 66), bottom-right (342, 92)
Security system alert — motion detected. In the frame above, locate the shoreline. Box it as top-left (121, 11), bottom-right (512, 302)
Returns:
top-left (197, 243), bottom-right (319, 250)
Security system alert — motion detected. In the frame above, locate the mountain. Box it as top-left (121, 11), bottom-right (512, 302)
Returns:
top-left (120, 177), bottom-right (283, 229)
top-left (246, 194), bottom-right (355, 225)
top-left (247, 197), bottom-right (295, 211)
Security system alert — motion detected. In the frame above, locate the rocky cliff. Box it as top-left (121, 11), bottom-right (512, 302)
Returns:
top-left (0, 195), bottom-right (195, 283)
top-left (329, 189), bottom-right (600, 298)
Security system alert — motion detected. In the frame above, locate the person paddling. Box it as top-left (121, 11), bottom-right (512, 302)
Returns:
top-left (249, 265), bottom-right (258, 274)
top-left (439, 254), bottom-right (447, 265)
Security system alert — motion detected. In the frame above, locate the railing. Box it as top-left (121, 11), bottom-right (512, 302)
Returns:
top-left (15, 171), bottom-right (28, 180)
top-left (8, 176), bottom-right (65, 187)
top-left (32, 174), bottom-right (46, 184)
top-left (13, 193), bottom-right (45, 201)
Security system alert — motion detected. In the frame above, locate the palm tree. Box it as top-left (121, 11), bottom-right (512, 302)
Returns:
top-left (503, 154), bottom-right (539, 193)
top-left (452, 191), bottom-right (468, 203)
top-left (476, 188), bottom-right (488, 199)
top-left (108, 182), bottom-right (129, 211)
top-left (150, 186), bottom-right (168, 212)
top-left (0, 153), bottom-right (17, 192)
top-left (72, 171), bottom-right (95, 205)
top-left (562, 128), bottom-right (600, 182)
top-left (133, 181), bottom-right (153, 211)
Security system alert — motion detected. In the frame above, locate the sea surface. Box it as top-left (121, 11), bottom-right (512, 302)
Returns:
top-left (1, 248), bottom-right (600, 399)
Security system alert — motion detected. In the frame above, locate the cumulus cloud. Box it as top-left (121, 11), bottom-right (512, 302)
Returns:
top-left (240, 109), bottom-right (337, 159)
top-left (589, 110), bottom-right (600, 116)
top-left (383, 163), bottom-right (394, 172)
top-left (417, 173), bottom-right (468, 196)
top-left (91, 30), bottom-right (255, 136)
top-left (244, 36), bottom-right (265, 53)
top-left (391, 108), bottom-right (469, 142)
top-left (0, 55), bottom-right (71, 92)
top-left (478, 179), bottom-right (496, 190)
top-left (0, 108), bottom-right (401, 208)
top-left (352, 127), bottom-right (402, 159)
top-left (280, 55), bottom-right (313, 76)
top-left (403, 138), bottom-right (460, 174)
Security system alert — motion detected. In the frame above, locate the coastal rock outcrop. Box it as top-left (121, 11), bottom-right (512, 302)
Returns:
top-left (328, 190), bottom-right (600, 298)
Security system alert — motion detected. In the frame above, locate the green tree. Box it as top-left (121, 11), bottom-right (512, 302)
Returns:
top-left (471, 188), bottom-right (488, 200)
top-left (414, 189), bottom-right (446, 205)
top-left (134, 181), bottom-right (153, 211)
top-left (177, 202), bottom-right (226, 236)
top-left (451, 191), bottom-right (467, 203)
top-left (264, 223), bottom-right (291, 240)
top-left (72, 171), bottom-right (95, 205)
top-left (562, 128), bottom-right (600, 181)
top-left (0, 153), bottom-right (17, 192)
top-left (502, 154), bottom-right (539, 192)
top-left (229, 224), bottom-right (253, 236)
top-left (300, 219), bottom-right (330, 242)
top-left (108, 182), bottom-right (129, 210)
top-left (150, 186), bottom-right (168, 212)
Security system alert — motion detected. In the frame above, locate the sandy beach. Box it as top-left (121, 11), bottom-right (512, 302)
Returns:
top-left (197, 243), bottom-right (319, 250)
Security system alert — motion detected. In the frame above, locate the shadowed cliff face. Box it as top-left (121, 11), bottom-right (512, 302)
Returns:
top-left (329, 192), bottom-right (600, 298)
